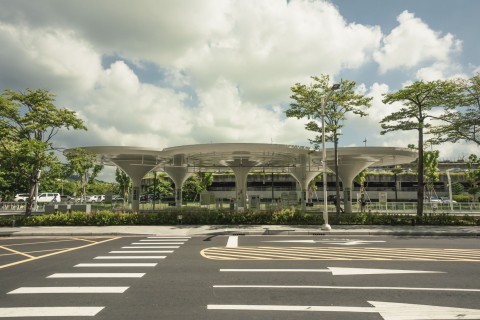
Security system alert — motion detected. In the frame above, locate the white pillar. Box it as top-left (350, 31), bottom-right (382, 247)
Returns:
top-left (227, 159), bottom-right (256, 211)
top-left (164, 166), bottom-right (193, 207)
top-left (336, 161), bottom-right (374, 214)
top-left (164, 154), bottom-right (193, 208)
top-left (112, 160), bottom-right (153, 212)
top-left (289, 154), bottom-right (321, 210)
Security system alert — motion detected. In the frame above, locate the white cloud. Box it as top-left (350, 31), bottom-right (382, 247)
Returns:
top-left (0, 22), bottom-right (101, 92)
top-left (374, 10), bottom-right (462, 74)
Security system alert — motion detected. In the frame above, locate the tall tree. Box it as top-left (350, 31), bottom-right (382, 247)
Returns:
top-left (423, 150), bottom-right (440, 200)
top-left (64, 148), bottom-right (103, 201)
top-left (0, 89), bottom-right (86, 215)
top-left (381, 80), bottom-right (459, 216)
top-left (287, 75), bottom-right (372, 214)
top-left (429, 74), bottom-right (480, 145)
top-left (465, 154), bottom-right (480, 202)
top-left (115, 167), bottom-right (131, 202)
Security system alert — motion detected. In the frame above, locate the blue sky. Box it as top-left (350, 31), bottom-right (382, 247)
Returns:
top-left (0, 0), bottom-right (478, 181)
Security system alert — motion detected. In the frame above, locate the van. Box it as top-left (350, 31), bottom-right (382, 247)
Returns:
top-left (36, 193), bottom-right (61, 203)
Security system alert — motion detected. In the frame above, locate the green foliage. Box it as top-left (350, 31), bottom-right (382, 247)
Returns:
top-left (381, 80), bottom-right (460, 216)
top-left (465, 154), bottom-right (480, 201)
top-left (2, 208), bottom-right (479, 227)
top-left (116, 168), bottom-right (131, 200)
top-left (428, 74), bottom-right (480, 145)
top-left (0, 88), bottom-right (87, 214)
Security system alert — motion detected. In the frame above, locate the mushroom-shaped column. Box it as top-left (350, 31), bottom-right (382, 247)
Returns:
top-left (163, 154), bottom-right (193, 208)
top-left (334, 160), bottom-right (375, 214)
top-left (289, 154), bottom-right (321, 210)
top-left (227, 158), bottom-right (257, 211)
top-left (112, 160), bottom-right (154, 212)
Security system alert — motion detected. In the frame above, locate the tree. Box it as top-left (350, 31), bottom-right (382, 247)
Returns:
top-left (429, 74), bottom-right (480, 145)
top-left (115, 167), bottom-right (131, 201)
top-left (287, 75), bottom-right (372, 214)
top-left (423, 150), bottom-right (440, 200)
top-left (64, 148), bottom-right (103, 201)
top-left (0, 89), bottom-right (86, 215)
top-left (381, 80), bottom-right (460, 216)
top-left (465, 154), bottom-right (480, 201)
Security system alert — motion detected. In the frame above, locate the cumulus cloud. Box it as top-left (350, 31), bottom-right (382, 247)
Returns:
top-left (0, 22), bottom-right (102, 92)
top-left (374, 10), bottom-right (462, 74)
top-left (0, 0), bottom-right (475, 167)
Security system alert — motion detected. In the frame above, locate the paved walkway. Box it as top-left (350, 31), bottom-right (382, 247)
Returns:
top-left (1, 225), bottom-right (478, 237)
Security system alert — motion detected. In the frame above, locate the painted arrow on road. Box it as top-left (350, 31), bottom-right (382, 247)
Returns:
top-left (263, 240), bottom-right (386, 245)
top-left (220, 267), bottom-right (444, 276)
top-left (208, 301), bottom-right (480, 319)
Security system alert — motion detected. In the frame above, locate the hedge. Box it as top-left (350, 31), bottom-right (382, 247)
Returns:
top-left (1, 208), bottom-right (479, 227)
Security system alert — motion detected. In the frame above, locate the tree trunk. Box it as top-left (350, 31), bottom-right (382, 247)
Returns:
top-left (417, 125), bottom-right (424, 216)
top-left (334, 135), bottom-right (341, 215)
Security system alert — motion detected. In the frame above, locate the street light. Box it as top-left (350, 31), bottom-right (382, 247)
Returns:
top-left (446, 168), bottom-right (462, 212)
top-left (321, 83), bottom-right (340, 231)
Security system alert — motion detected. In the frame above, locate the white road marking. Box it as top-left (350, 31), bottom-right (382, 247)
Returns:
top-left (328, 267), bottom-right (445, 275)
top-left (208, 301), bottom-right (480, 319)
top-left (220, 267), bottom-right (444, 276)
top-left (131, 242), bottom-right (184, 245)
top-left (263, 240), bottom-right (386, 245)
top-left (75, 263), bottom-right (157, 267)
top-left (123, 246), bottom-right (180, 249)
top-left (0, 306), bottom-right (104, 317)
top-left (221, 269), bottom-right (330, 273)
top-left (147, 236), bottom-right (190, 239)
top-left (226, 236), bottom-right (238, 248)
top-left (48, 273), bottom-right (145, 278)
top-left (213, 285), bottom-right (480, 292)
top-left (8, 287), bottom-right (129, 294)
top-left (109, 251), bottom-right (174, 253)
top-left (94, 256), bottom-right (166, 259)
top-left (139, 239), bottom-right (185, 242)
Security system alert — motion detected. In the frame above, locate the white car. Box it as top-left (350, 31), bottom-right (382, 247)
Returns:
top-left (14, 193), bottom-right (30, 202)
top-left (88, 195), bottom-right (105, 203)
top-left (440, 197), bottom-right (457, 204)
top-left (35, 193), bottom-right (61, 203)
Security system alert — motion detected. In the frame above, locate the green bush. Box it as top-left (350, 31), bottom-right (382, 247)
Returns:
top-left (1, 208), bottom-right (479, 227)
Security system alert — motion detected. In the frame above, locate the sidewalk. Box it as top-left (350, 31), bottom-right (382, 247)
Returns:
top-left (1, 225), bottom-right (479, 237)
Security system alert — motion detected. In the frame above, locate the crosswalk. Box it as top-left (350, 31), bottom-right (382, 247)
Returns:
top-left (201, 246), bottom-right (480, 261)
top-left (0, 236), bottom-right (190, 318)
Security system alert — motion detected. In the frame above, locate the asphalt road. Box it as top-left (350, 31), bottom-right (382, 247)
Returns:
top-left (0, 235), bottom-right (479, 319)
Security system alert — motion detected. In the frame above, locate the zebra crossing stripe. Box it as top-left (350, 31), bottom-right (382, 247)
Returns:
top-left (109, 251), bottom-right (174, 253)
top-left (94, 256), bottom-right (166, 259)
top-left (147, 236), bottom-right (190, 239)
top-left (139, 240), bottom-right (185, 242)
top-left (8, 287), bottom-right (129, 294)
top-left (0, 307), bottom-right (104, 317)
top-left (47, 273), bottom-right (145, 278)
top-left (131, 242), bottom-right (184, 245)
top-left (123, 246), bottom-right (180, 249)
top-left (75, 263), bottom-right (157, 267)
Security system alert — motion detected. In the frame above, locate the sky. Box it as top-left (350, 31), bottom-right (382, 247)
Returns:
top-left (0, 0), bottom-right (479, 181)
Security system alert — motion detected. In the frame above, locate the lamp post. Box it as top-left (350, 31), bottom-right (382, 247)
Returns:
top-left (321, 83), bottom-right (340, 231)
top-left (446, 168), bottom-right (461, 212)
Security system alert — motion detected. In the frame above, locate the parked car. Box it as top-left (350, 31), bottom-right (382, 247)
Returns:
top-left (427, 196), bottom-right (442, 203)
top-left (440, 197), bottom-right (457, 204)
top-left (112, 195), bottom-right (125, 203)
top-left (88, 195), bottom-right (105, 203)
top-left (14, 193), bottom-right (29, 202)
top-left (35, 193), bottom-right (61, 203)
top-left (60, 195), bottom-right (75, 203)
